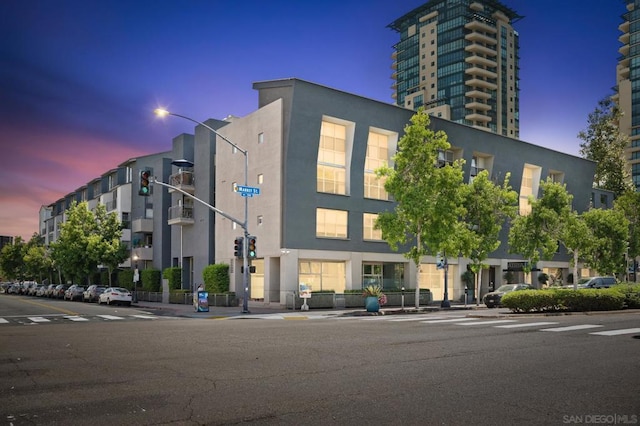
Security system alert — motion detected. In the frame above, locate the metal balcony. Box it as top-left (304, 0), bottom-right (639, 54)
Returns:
top-left (168, 171), bottom-right (195, 194)
top-left (168, 205), bottom-right (194, 226)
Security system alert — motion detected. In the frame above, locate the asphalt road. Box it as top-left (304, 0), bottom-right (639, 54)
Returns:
top-left (1, 295), bottom-right (639, 426)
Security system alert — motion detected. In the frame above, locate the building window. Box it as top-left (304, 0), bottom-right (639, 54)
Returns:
top-left (258, 132), bottom-right (264, 144)
top-left (317, 121), bottom-right (347, 195)
top-left (437, 149), bottom-right (454, 167)
top-left (257, 174), bottom-right (264, 185)
top-left (298, 260), bottom-right (346, 293)
top-left (257, 215), bottom-right (263, 226)
top-left (316, 208), bottom-right (348, 238)
top-left (364, 130), bottom-right (392, 200)
top-left (363, 213), bottom-right (383, 241)
top-left (519, 164), bottom-right (541, 216)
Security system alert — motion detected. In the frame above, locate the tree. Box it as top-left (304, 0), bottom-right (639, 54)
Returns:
top-left (578, 97), bottom-right (633, 197)
top-left (375, 108), bottom-right (474, 307)
top-left (561, 211), bottom-right (595, 289)
top-left (462, 170), bottom-right (518, 305)
top-left (508, 179), bottom-right (573, 285)
top-left (614, 190), bottom-right (640, 281)
top-left (581, 208), bottom-right (629, 277)
top-left (92, 204), bottom-right (128, 285)
top-left (51, 201), bottom-right (100, 285)
top-left (0, 236), bottom-right (26, 281)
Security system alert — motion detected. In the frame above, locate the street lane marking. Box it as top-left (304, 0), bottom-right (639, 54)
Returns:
top-left (0, 318), bottom-right (9, 324)
top-left (96, 315), bottom-right (124, 320)
top-left (64, 316), bottom-right (90, 322)
top-left (541, 324), bottom-right (603, 332)
top-left (457, 320), bottom-right (518, 326)
top-left (130, 315), bottom-right (157, 319)
top-left (421, 317), bottom-right (479, 324)
top-left (17, 298), bottom-right (78, 315)
top-left (28, 317), bottom-right (51, 323)
top-left (590, 328), bottom-right (640, 336)
top-left (390, 315), bottom-right (446, 322)
top-left (495, 322), bottom-right (559, 328)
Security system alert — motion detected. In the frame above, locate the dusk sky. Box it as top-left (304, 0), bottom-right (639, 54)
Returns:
top-left (0, 0), bottom-right (624, 240)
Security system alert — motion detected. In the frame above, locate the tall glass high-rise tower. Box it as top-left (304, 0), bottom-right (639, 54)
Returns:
top-left (616, 0), bottom-right (640, 191)
top-left (388, 0), bottom-right (521, 138)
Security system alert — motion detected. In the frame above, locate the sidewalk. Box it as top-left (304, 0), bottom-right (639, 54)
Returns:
top-left (133, 299), bottom-right (505, 319)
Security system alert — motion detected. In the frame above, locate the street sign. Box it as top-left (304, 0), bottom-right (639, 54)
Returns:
top-left (233, 184), bottom-right (260, 197)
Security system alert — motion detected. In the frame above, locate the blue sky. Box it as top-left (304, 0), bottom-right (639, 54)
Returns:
top-left (0, 0), bottom-right (624, 239)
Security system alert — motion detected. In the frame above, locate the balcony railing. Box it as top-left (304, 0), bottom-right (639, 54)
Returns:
top-left (168, 205), bottom-right (194, 226)
top-left (168, 171), bottom-right (195, 194)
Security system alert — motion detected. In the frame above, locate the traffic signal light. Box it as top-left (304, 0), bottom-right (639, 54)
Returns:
top-left (248, 236), bottom-right (257, 259)
top-left (234, 237), bottom-right (244, 258)
top-left (139, 170), bottom-right (151, 196)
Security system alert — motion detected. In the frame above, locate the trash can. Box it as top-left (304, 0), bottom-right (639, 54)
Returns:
top-left (196, 291), bottom-right (209, 312)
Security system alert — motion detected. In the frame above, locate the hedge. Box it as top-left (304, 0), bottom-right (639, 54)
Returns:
top-left (501, 285), bottom-right (639, 313)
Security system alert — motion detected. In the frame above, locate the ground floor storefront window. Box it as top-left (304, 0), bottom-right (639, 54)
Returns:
top-left (419, 263), bottom-right (457, 301)
top-left (298, 260), bottom-right (346, 293)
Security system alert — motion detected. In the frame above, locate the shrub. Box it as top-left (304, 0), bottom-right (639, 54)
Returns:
top-left (163, 267), bottom-right (182, 290)
top-left (502, 288), bottom-right (626, 313)
top-left (141, 269), bottom-right (161, 292)
top-left (612, 283), bottom-right (640, 308)
top-left (202, 264), bottom-right (229, 293)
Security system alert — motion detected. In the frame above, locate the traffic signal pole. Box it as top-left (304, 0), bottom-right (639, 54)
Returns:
top-left (151, 178), bottom-right (251, 313)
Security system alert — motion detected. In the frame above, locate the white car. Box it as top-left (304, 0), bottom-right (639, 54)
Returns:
top-left (98, 287), bottom-right (132, 306)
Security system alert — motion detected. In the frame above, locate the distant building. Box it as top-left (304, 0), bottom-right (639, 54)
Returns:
top-left (615, 0), bottom-right (640, 191)
top-left (388, 0), bottom-right (521, 138)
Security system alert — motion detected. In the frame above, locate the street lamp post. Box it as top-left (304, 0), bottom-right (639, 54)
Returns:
top-left (154, 109), bottom-right (251, 314)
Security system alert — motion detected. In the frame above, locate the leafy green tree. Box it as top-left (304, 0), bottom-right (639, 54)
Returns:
top-left (51, 202), bottom-right (100, 285)
top-left (508, 179), bottom-right (573, 284)
top-left (0, 236), bottom-right (26, 281)
top-left (462, 170), bottom-right (518, 304)
top-left (375, 108), bottom-right (474, 307)
top-left (92, 204), bottom-right (128, 286)
top-left (578, 97), bottom-right (633, 197)
top-left (561, 211), bottom-right (595, 289)
top-left (581, 208), bottom-right (629, 277)
top-left (614, 191), bottom-right (640, 280)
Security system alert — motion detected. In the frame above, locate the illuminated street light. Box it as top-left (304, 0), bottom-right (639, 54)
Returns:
top-left (154, 109), bottom-right (251, 314)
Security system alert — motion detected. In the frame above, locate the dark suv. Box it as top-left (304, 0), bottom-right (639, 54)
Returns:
top-left (578, 276), bottom-right (617, 289)
top-left (83, 285), bottom-right (106, 303)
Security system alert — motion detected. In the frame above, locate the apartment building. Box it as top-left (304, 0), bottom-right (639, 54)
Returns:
top-left (615, 0), bottom-right (640, 191)
top-left (40, 78), bottom-right (606, 305)
top-left (388, 0), bottom-right (521, 138)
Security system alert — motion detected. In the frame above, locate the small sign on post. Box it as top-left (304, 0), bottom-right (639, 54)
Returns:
top-left (299, 283), bottom-right (311, 311)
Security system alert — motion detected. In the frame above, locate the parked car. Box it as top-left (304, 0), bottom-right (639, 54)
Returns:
top-left (577, 276), bottom-right (617, 289)
top-left (27, 283), bottom-right (41, 296)
top-left (52, 284), bottom-right (69, 299)
top-left (20, 281), bottom-right (38, 295)
top-left (7, 283), bottom-right (21, 294)
top-left (64, 284), bottom-right (85, 301)
top-left (98, 287), bottom-right (132, 306)
top-left (83, 285), bottom-right (106, 303)
top-left (483, 283), bottom-right (533, 308)
top-left (35, 285), bottom-right (47, 297)
top-left (45, 284), bottom-right (58, 298)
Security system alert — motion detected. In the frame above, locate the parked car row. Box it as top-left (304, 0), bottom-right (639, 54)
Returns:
top-left (3, 282), bottom-right (132, 306)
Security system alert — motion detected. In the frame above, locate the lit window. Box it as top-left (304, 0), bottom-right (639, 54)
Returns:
top-left (519, 164), bottom-right (541, 216)
top-left (363, 213), bottom-right (383, 241)
top-left (316, 208), bottom-right (348, 238)
top-left (317, 121), bottom-right (346, 195)
top-left (364, 131), bottom-right (390, 200)
top-left (257, 174), bottom-right (264, 185)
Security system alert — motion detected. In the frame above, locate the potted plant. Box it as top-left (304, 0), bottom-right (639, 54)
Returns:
top-left (362, 285), bottom-right (386, 312)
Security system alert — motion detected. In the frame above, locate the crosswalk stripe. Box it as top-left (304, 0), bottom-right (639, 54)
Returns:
top-left (390, 315), bottom-right (448, 322)
top-left (65, 316), bottom-right (90, 322)
top-left (0, 318), bottom-right (9, 324)
top-left (590, 328), bottom-right (640, 336)
top-left (96, 315), bottom-right (124, 320)
top-left (28, 317), bottom-right (51, 323)
top-left (541, 324), bottom-right (603, 332)
top-left (495, 321), bottom-right (559, 328)
top-left (130, 315), bottom-right (157, 319)
top-left (457, 320), bottom-right (518, 326)
top-left (421, 317), bottom-right (478, 324)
